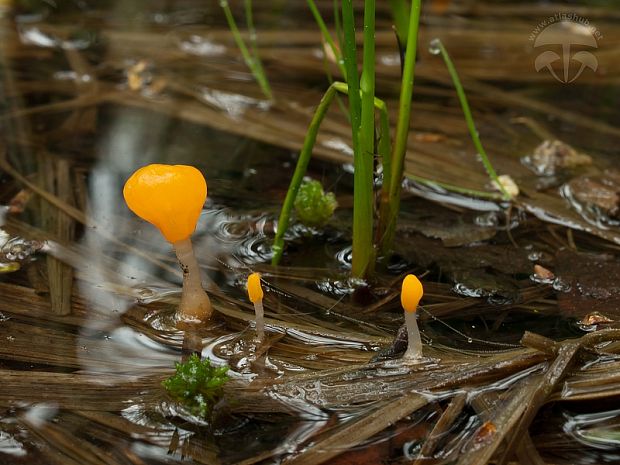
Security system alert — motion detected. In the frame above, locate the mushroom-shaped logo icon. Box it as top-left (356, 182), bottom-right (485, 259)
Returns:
top-left (534, 21), bottom-right (598, 83)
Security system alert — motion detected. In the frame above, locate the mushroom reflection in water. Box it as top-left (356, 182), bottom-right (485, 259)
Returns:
top-left (401, 274), bottom-right (424, 361)
top-left (123, 164), bottom-right (212, 321)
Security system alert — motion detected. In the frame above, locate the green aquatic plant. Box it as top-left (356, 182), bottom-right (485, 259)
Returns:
top-left (162, 354), bottom-right (229, 418)
top-left (273, 0), bottom-right (406, 277)
top-left (275, 2), bottom-right (506, 275)
top-left (294, 179), bottom-right (338, 228)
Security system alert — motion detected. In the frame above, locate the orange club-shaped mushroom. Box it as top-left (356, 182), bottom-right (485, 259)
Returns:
top-left (401, 274), bottom-right (424, 361)
top-left (247, 272), bottom-right (265, 341)
top-left (123, 164), bottom-right (212, 321)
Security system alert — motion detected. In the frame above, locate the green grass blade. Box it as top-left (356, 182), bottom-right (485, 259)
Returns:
top-left (431, 38), bottom-right (511, 200)
top-left (221, 0), bottom-right (273, 100)
top-left (406, 174), bottom-right (503, 199)
top-left (307, 0), bottom-right (346, 78)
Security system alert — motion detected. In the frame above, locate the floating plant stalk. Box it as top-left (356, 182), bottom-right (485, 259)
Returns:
top-left (220, 0), bottom-right (273, 100)
top-left (429, 38), bottom-right (512, 200)
top-left (377, 0), bottom-right (422, 256)
top-left (123, 164), bottom-right (212, 322)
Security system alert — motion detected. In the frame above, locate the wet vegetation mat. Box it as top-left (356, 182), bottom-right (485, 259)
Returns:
top-left (1, 1), bottom-right (620, 464)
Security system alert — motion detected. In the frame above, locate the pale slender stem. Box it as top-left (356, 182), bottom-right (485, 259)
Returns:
top-left (403, 310), bottom-right (423, 360)
top-left (254, 300), bottom-right (264, 342)
top-left (173, 238), bottom-right (212, 321)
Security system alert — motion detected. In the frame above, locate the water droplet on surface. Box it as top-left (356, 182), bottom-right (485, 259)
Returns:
top-left (428, 38), bottom-right (442, 55)
top-left (475, 211), bottom-right (499, 227)
top-left (552, 278), bottom-right (571, 292)
top-left (528, 251), bottom-right (542, 261)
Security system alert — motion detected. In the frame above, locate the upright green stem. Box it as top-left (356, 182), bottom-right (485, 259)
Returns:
top-left (378, 0), bottom-right (422, 255)
top-left (221, 0), bottom-right (273, 100)
top-left (272, 84), bottom-right (339, 264)
top-left (433, 39), bottom-right (511, 200)
top-left (353, 0), bottom-right (376, 277)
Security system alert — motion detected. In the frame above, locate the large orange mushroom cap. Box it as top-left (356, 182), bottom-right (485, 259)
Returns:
top-left (123, 164), bottom-right (207, 244)
top-left (401, 274), bottom-right (423, 313)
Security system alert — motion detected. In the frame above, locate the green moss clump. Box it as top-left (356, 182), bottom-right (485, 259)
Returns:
top-left (162, 354), bottom-right (229, 418)
top-left (294, 179), bottom-right (338, 228)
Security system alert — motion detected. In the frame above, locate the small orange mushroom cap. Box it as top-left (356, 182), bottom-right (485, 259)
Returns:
top-left (247, 272), bottom-right (263, 303)
top-left (401, 274), bottom-right (423, 313)
top-left (123, 164), bottom-right (207, 244)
